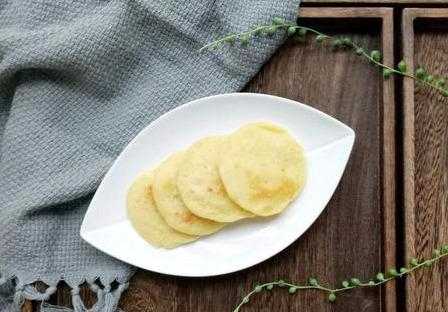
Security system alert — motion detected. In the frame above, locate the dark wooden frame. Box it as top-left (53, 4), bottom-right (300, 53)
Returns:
top-left (402, 8), bottom-right (448, 312)
top-left (300, 7), bottom-right (396, 312)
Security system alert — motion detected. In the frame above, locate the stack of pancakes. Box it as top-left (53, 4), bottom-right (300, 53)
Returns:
top-left (127, 122), bottom-right (307, 249)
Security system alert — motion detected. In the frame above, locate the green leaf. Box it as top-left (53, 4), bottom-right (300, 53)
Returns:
top-left (342, 280), bottom-right (349, 288)
top-left (332, 38), bottom-right (342, 50)
top-left (273, 17), bottom-right (285, 25)
top-left (308, 278), bottom-right (318, 286)
top-left (436, 78), bottom-right (446, 88)
top-left (443, 90), bottom-right (448, 97)
top-left (341, 37), bottom-right (352, 46)
top-left (328, 293), bottom-right (337, 302)
top-left (370, 50), bottom-right (381, 62)
top-left (426, 75), bottom-right (434, 83)
top-left (224, 36), bottom-right (235, 45)
top-left (355, 47), bottom-right (365, 55)
top-left (288, 286), bottom-right (297, 294)
top-left (398, 60), bottom-right (407, 73)
top-left (400, 267), bottom-right (408, 274)
top-left (297, 28), bottom-right (307, 37)
top-left (410, 258), bottom-right (419, 267)
top-left (240, 35), bottom-right (250, 46)
top-left (287, 27), bottom-right (296, 36)
top-left (433, 249), bottom-right (441, 257)
top-left (263, 26), bottom-right (277, 36)
top-left (415, 67), bottom-right (426, 80)
top-left (315, 34), bottom-right (326, 43)
top-left (376, 273), bottom-right (385, 281)
top-left (368, 281), bottom-right (375, 286)
top-left (253, 27), bottom-right (263, 36)
top-left (383, 68), bottom-right (394, 79)
top-left (266, 284), bottom-right (274, 290)
top-left (388, 268), bottom-right (399, 277)
top-left (350, 278), bottom-right (361, 286)
top-left (254, 285), bottom-right (263, 293)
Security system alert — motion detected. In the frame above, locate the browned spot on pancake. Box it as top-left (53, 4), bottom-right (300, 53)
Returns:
top-left (181, 212), bottom-right (194, 223)
top-left (144, 184), bottom-right (153, 197)
top-left (249, 175), bottom-right (296, 200)
top-left (206, 184), bottom-right (226, 196)
top-left (215, 184), bottom-right (227, 196)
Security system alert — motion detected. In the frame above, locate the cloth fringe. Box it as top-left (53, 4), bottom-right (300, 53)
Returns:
top-left (0, 275), bottom-right (128, 312)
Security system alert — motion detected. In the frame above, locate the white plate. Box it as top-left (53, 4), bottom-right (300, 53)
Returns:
top-left (80, 93), bottom-right (355, 277)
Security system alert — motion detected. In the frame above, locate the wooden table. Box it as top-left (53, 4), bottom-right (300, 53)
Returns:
top-left (26, 2), bottom-right (448, 312)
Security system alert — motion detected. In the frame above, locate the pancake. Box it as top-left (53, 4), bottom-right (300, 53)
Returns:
top-left (218, 122), bottom-right (306, 216)
top-left (152, 151), bottom-right (225, 236)
top-left (126, 171), bottom-right (197, 248)
top-left (177, 136), bottom-right (253, 222)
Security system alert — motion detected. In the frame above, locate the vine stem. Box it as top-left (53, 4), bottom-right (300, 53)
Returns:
top-left (200, 21), bottom-right (448, 97)
top-left (352, 42), bottom-right (448, 95)
top-left (233, 250), bottom-right (448, 312)
top-left (199, 25), bottom-right (280, 52)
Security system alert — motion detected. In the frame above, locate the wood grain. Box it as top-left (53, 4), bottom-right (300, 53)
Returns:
top-left (300, 7), bottom-right (393, 18)
top-left (302, 9), bottom-right (397, 312)
top-left (402, 8), bottom-right (448, 312)
top-left (26, 7), bottom-right (396, 312)
top-left (21, 301), bottom-right (33, 312)
top-left (380, 9), bottom-right (397, 312)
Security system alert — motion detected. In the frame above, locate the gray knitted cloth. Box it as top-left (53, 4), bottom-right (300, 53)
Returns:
top-left (0, 0), bottom-right (300, 311)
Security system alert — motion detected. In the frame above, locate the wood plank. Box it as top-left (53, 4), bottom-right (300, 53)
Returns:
top-left (300, 7), bottom-right (396, 312)
top-left (300, 7), bottom-right (394, 18)
top-left (380, 9), bottom-right (397, 312)
top-left (402, 8), bottom-right (448, 312)
top-left (117, 7), bottom-right (396, 312)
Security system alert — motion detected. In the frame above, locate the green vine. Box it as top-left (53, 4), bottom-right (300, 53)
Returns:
top-left (200, 17), bottom-right (448, 97)
top-left (200, 17), bottom-right (448, 312)
top-left (233, 245), bottom-right (448, 311)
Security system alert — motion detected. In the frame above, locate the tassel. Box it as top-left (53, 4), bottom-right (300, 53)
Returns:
top-left (102, 285), bottom-right (117, 312)
top-left (102, 282), bottom-right (128, 312)
top-left (41, 302), bottom-right (74, 312)
top-left (71, 286), bottom-right (86, 312)
top-left (22, 284), bottom-right (57, 301)
top-left (90, 283), bottom-right (105, 312)
top-left (10, 281), bottom-right (129, 312)
top-left (12, 285), bottom-right (24, 312)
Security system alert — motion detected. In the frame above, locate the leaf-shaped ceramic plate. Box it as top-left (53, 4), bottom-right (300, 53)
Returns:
top-left (81, 93), bottom-right (355, 277)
